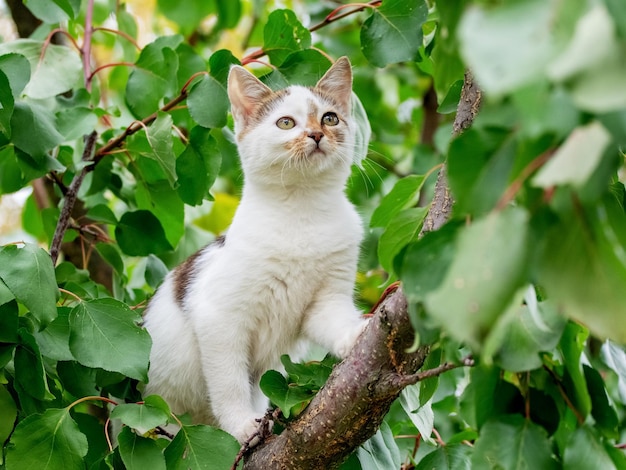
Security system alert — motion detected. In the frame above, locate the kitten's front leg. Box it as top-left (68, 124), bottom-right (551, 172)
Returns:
top-left (199, 334), bottom-right (265, 443)
top-left (303, 292), bottom-right (369, 358)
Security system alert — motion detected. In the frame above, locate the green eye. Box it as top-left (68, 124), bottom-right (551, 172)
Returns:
top-left (276, 117), bottom-right (295, 129)
top-left (322, 112), bottom-right (339, 126)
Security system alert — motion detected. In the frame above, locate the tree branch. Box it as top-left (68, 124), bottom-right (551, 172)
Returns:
top-left (49, 131), bottom-right (98, 264)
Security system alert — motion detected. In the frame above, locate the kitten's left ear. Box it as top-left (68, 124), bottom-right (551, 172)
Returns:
top-left (315, 57), bottom-right (352, 113)
top-left (228, 65), bottom-right (273, 126)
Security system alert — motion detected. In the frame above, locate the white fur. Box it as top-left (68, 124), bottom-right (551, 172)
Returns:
top-left (143, 60), bottom-right (367, 443)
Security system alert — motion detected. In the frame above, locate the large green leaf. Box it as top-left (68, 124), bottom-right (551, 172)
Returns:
top-left (558, 322), bottom-right (592, 420)
top-left (176, 127), bottom-right (221, 205)
top-left (118, 426), bottom-right (167, 470)
top-left (68, 298), bottom-right (151, 381)
top-left (5, 408), bottom-right (88, 470)
top-left (399, 384), bottom-right (434, 445)
top-left (34, 306), bottom-right (73, 361)
top-left (10, 101), bottom-right (65, 158)
top-left (0, 243), bottom-right (58, 328)
top-left (276, 50), bottom-right (332, 87)
top-left (471, 415), bottom-right (557, 469)
top-left (0, 40), bottom-right (82, 99)
top-left (156, 0), bottom-right (215, 34)
top-left (14, 328), bottom-right (54, 401)
top-left (187, 75), bottom-right (230, 128)
top-left (583, 365), bottom-right (619, 439)
top-left (0, 53), bottom-right (31, 96)
top-left (263, 9), bottom-right (311, 66)
top-left (360, 0), bottom-right (428, 67)
top-left (163, 425), bottom-right (241, 470)
top-left (0, 71), bottom-right (14, 138)
top-left (115, 210), bottom-right (173, 256)
top-left (424, 208), bottom-right (529, 349)
top-left (0, 385), bottom-right (17, 447)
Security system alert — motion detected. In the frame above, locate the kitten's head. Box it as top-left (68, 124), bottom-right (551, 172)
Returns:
top-left (228, 57), bottom-right (356, 188)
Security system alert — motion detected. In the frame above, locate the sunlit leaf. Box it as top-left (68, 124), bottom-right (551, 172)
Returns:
top-left (263, 9), bottom-right (311, 66)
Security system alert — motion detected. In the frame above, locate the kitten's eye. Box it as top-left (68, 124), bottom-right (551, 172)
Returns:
top-left (276, 117), bottom-right (295, 130)
top-left (322, 112), bottom-right (339, 127)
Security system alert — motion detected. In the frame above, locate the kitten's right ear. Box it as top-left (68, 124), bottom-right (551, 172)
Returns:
top-left (228, 66), bottom-right (272, 126)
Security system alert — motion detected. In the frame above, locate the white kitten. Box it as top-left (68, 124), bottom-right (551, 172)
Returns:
top-left (143, 57), bottom-right (367, 443)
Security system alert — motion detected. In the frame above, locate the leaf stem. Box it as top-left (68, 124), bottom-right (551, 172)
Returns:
top-left (93, 27), bottom-right (141, 50)
top-left (311, 1), bottom-right (382, 32)
top-left (87, 61), bottom-right (135, 82)
top-left (58, 288), bottom-right (83, 304)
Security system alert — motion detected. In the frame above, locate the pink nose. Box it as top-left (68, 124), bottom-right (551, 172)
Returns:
top-left (308, 131), bottom-right (323, 143)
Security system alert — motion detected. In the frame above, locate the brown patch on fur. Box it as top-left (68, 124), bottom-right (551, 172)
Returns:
top-left (173, 235), bottom-right (226, 308)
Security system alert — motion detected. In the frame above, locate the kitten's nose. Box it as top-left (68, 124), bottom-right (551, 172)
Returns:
top-left (308, 131), bottom-right (323, 144)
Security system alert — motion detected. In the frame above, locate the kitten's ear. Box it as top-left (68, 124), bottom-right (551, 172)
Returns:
top-left (315, 57), bottom-right (352, 113)
top-left (228, 65), bottom-right (272, 125)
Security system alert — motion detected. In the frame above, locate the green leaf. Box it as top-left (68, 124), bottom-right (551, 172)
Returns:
top-left (6, 408), bottom-right (88, 469)
top-left (209, 49), bottom-right (240, 85)
top-left (115, 210), bottom-right (173, 256)
top-left (177, 127), bottom-right (221, 205)
top-left (537, 196), bottom-right (626, 342)
top-left (459, 365), bottom-right (501, 430)
top-left (356, 421), bottom-right (402, 470)
top-left (486, 295), bottom-right (567, 372)
top-left (563, 426), bottom-right (618, 470)
top-left (0, 243), bottom-right (58, 328)
top-left (144, 112), bottom-right (177, 186)
top-left (111, 395), bottom-right (171, 431)
top-left (533, 122), bottom-right (612, 189)
top-left (187, 75), bottom-right (230, 129)
top-left (34, 306), bottom-right (74, 361)
top-left (281, 354), bottom-right (336, 388)
top-left (136, 180), bottom-right (184, 247)
top-left (216, 0), bottom-right (241, 30)
top-left (370, 175), bottom-right (425, 228)
top-left (11, 101), bottom-right (65, 158)
top-left (118, 426), bottom-right (166, 470)
top-left (23, 0), bottom-right (81, 22)
top-left (398, 221), bottom-right (459, 303)
top-left (277, 50), bottom-right (332, 86)
top-left (259, 369), bottom-right (314, 418)
top-left (458, 0), bottom-right (576, 95)
top-left (55, 107), bottom-right (98, 141)
top-left (69, 298), bottom-right (151, 381)
top-left (0, 53), bottom-right (31, 96)
top-left (378, 207), bottom-right (428, 273)
top-left (447, 128), bottom-right (515, 216)
top-left (156, 0), bottom-right (215, 34)
top-left (164, 424), bottom-right (241, 470)
top-left (416, 444), bottom-right (472, 470)
top-left (0, 40), bottom-right (82, 99)
top-left (583, 365), bottom-right (619, 439)
top-left (559, 322), bottom-right (592, 420)
top-left (263, 9), bottom-right (311, 66)
top-left (57, 361), bottom-right (99, 398)
top-left (0, 298), bottom-right (17, 341)
top-left (86, 204), bottom-right (118, 225)
top-left (0, 384), bottom-right (17, 446)
top-left (472, 415), bottom-right (557, 469)
top-left (360, 0), bottom-right (428, 67)
top-left (400, 384), bottom-right (434, 444)
top-left (0, 71), bottom-right (14, 138)
top-left (145, 254), bottom-right (169, 289)
top-left (424, 208), bottom-right (529, 349)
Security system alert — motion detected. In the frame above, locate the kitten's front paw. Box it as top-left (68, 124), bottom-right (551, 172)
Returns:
top-left (335, 318), bottom-right (369, 358)
top-left (234, 415), bottom-right (274, 446)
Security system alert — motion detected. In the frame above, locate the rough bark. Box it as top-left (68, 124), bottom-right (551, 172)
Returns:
top-left (244, 288), bottom-right (428, 469)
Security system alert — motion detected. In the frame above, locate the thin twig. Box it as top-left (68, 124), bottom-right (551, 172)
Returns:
top-left (310, 0), bottom-right (382, 32)
top-left (82, 0), bottom-right (95, 90)
top-left (50, 131), bottom-right (98, 264)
